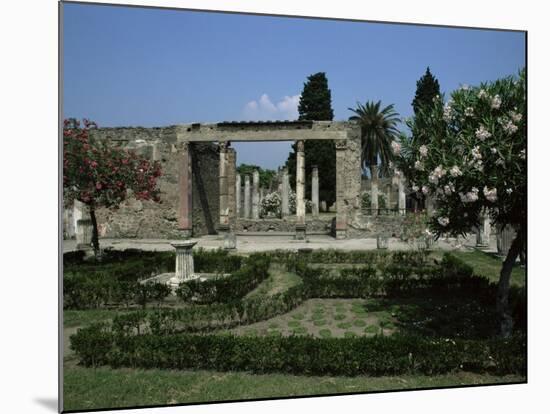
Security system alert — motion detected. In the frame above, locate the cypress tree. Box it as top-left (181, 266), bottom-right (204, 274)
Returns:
top-left (286, 72), bottom-right (336, 206)
top-left (412, 67), bottom-right (441, 115)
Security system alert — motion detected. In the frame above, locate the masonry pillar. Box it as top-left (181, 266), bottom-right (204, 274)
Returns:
top-left (227, 148), bottom-right (237, 224)
top-left (476, 212), bottom-right (491, 247)
top-left (370, 165), bottom-right (379, 214)
top-left (311, 165), bottom-right (319, 217)
top-left (335, 140), bottom-right (347, 239)
top-left (252, 169), bottom-right (260, 219)
top-left (295, 140), bottom-right (306, 239)
top-left (218, 142), bottom-right (230, 233)
top-left (244, 175), bottom-right (251, 219)
top-left (168, 240), bottom-right (198, 288)
top-left (386, 182), bottom-right (392, 212)
top-left (281, 167), bottom-right (290, 217)
top-left (426, 195), bottom-right (435, 217)
top-left (177, 142), bottom-right (193, 237)
top-left (236, 174), bottom-right (241, 218)
top-left (398, 174), bottom-right (406, 215)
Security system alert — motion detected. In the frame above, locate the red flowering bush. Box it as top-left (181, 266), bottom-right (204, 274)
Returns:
top-left (63, 118), bottom-right (162, 255)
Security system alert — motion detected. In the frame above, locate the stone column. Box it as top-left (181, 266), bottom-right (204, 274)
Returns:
top-left (281, 167), bottom-right (290, 217)
top-left (311, 165), bottom-right (319, 217)
top-left (386, 183), bottom-right (392, 212)
top-left (218, 142), bottom-right (229, 232)
top-left (177, 142), bottom-right (193, 237)
top-left (244, 175), bottom-right (251, 219)
top-left (169, 240), bottom-right (198, 287)
top-left (476, 212), bottom-right (491, 247)
top-left (64, 206), bottom-right (75, 239)
top-left (335, 140), bottom-right (347, 239)
top-left (252, 169), bottom-right (260, 219)
top-left (227, 148), bottom-right (237, 224)
top-left (295, 140), bottom-right (306, 239)
top-left (425, 195), bottom-right (435, 217)
top-left (370, 165), bottom-right (379, 214)
top-left (398, 174), bottom-right (406, 215)
top-left (75, 201), bottom-right (92, 250)
top-left (236, 174), bottom-right (241, 218)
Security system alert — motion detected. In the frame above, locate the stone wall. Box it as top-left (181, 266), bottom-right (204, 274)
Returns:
top-left (68, 127), bottom-right (220, 239)
top-left (347, 214), bottom-right (408, 239)
top-left (234, 217), bottom-right (333, 234)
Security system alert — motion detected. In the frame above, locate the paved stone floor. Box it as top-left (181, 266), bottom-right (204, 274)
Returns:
top-left (63, 233), bottom-right (498, 254)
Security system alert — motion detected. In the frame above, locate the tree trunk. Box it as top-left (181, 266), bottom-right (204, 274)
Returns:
top-left (496, 226), bottom-right (524, 338)
top-left (89, 207), bottom-right (100, 258)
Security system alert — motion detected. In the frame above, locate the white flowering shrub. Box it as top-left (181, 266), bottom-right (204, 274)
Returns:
top-left (259, 189), bottom-right (298, 217)
top-left (259, 191), bottom-right (282, 218)
top-left (395, 70), bottom-right (526, 336)
top-left (398, 70), bottom-right (525, 239)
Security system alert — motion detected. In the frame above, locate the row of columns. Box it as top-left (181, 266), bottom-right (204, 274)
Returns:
top-left (178, 139), bottom-right (329, 238)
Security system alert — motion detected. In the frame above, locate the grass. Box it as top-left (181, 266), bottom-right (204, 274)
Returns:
top-left (63, 366), bottom-right (524, 411)
top-left (246, 263), bottom-right (302, 298)
top-left (440, 250), bottom-right (526, 287)
top-left (64, 309), bottom-right (119, 328)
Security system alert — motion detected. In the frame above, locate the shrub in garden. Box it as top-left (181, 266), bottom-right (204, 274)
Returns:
top-left (71, 324), bottom-right (526, 376)
top-left (394, 71), bottom-right (526, 337)
top-left (63, 118), bottom-right (162, 257)
top-left (179, 253), bottom-right (270, 304)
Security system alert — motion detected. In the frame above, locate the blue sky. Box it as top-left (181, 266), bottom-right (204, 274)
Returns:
top-left (63, 3), bottom-right (525, 169)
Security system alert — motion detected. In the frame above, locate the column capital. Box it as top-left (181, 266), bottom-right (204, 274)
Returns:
top-left (296, 140), bottom-right (305, 152)
top-left (219, 141), bottom-right (230, 151)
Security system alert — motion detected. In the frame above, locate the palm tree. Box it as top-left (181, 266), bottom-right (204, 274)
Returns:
top-left (348, 101), bottom-right (401, 211)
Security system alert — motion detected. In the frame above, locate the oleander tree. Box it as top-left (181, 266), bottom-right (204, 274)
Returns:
top-left (63, 118), bottom-right (162, 257)
top-left (394, 70), bottom-right (526, 337)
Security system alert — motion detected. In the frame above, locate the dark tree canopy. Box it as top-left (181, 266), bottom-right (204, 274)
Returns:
top-left (298, 72), bottom-right (334, 121)
top-left (411, 67), bottom-right (441, 147)
top-left (237, 164), bottom-right (277, 189)
top-left (286, 72), bottom-right (336, 206)
top-left (412, 67), bottom-right (441, 115)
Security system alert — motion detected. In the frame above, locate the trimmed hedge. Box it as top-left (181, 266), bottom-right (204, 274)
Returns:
top-left (70, 324), bottom-right (526, 376)
top-left (177, 253), bottom-right (270, 304)
top-left (63, 249), bottom-right (245, 309)
top-left (113, 283), bottom-right (308, 333)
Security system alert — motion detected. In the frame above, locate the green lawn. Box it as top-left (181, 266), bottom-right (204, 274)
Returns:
top-left (446, 250), bottom-right (526, 287)
top-left (245, 263), bottom-right (302, 298)
top-left (63, 365), bottom-right (524, 411)
top-left (64, 309), bottom-right (119, 328)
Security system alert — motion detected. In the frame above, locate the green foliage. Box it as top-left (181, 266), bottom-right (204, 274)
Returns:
top-left (63, 249), bottom-right (241, 309)
top-left (63, 119), bottom-right (162, 254)
top-left (236, 164), bottom-right (276, 189)
top-left (412, 67), bottom-right (441, 117)
top-left (348, 101), bottom-right (401, 176)
top-left (70, 327), bottom-right (526, 376)
top-left (298, 72), bottom-right (334, 121)
top-left (176, 253), bottom-right (270, 304)
top-left (69, 323), bottom-right (113, 367)
top-left (192, 248), bottom-right (243, 273)
top-left (400, 70), bottom-right (526, 238)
